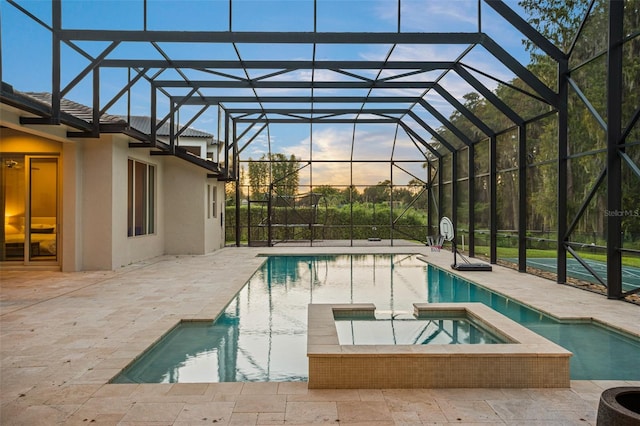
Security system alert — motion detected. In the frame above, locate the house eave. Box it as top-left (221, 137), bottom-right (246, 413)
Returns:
top-left (1, 83), bottom-right (222, 174)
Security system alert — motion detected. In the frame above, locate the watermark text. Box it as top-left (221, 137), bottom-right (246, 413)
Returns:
top-left (604, 209), bottom-right (640, 217)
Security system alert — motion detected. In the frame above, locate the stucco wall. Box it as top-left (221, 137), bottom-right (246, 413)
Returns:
top-left (80, 136), bottom-right (114, 270)
top-left (2, 108), bottom-right (224, 271)
top-left (163, 156), bottom-right (207, 255)
top-left (61, 141), bottom-right (82, 272)
top-left (78, 135), bottom-right (168, 270)
top-left (111, 136), bottom-right (165, 269)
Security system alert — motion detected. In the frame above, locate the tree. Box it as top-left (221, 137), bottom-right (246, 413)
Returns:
top-left (247, 153), bottom-right (301, 200)
top-left (269, 153), bottom-right (300, 198)
top-left (247, 157), bottom-right (269, 199)
top-left (407, 178), bottom-right (425, 195)
top-left (225, 181), bottom-right (238, 206)
top-left (363, 180), bottom-right (390, 204)
top-left (518, 0), bottom-right (640, 245)
top-left (340, 186), bottom-right (360, 204)
top-left (314, 185), bottom-right (343, 206)
top-left (392, 187), bottom-right (414, 205)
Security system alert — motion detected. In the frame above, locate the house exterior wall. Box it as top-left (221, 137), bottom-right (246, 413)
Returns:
top-left (76, 136), bottom-right (225, 268)
top-left (1, 104), bottom-right (225, 272)
top-left (163, 156), bottom-right (206, 255)
top-left (61, 141), bottom-right (82, 272)
top-left (110, 136), bottom-right (165, 269)
top-left (80, 136), bottom-right (115, 270)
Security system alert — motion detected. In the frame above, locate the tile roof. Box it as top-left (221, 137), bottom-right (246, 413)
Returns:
top-left (124, 115), bottom-right (212, 138)
top-left (2, 87), bottom-right (221, 173)
top-left (23, 92), bottom-right (127, 125)
top-left (14, 92), bottom-right (213, 139)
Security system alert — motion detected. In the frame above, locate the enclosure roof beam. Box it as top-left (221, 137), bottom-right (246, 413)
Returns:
top-left (235, 118), bottom-right (399, 124)
top-left (101, 59), bottom-right (456, 70)
top-left (59, 30), bottom-right (483, 45)
top-left (484, 0), bottom-right (566, 62)
top-left (417, 99), bottom-right (473, 146)
top-left (480, 35), bottom-right (559, 107)
top-left (397, 121), bottom-right (442, 158)
top-left (454, 64), bottom-right (524, 126)
top-left (153, 80), bottom-right (437, 89)
top-left (432, 84), bottom-right (495, 137)
top-left (225, 108), bottom-right (408, 115)
top-left (175, 96), bottom-right (422, 105)
top-left (237, 122), bottom-right (268, 155)
top-left (405, 111), bottom-right (457, 152)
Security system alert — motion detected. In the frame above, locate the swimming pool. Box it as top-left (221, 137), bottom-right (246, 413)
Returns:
top-left (112, 254), bottom-right (640, 383)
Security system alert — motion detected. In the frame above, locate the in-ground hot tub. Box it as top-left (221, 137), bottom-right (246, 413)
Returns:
top-left (334, 308), bottom-right (508, 345)
top-left (307, 303), bottom-right (571, 389)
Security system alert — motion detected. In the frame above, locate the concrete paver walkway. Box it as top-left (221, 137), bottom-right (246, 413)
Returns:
top-left (1, 246), bottom-right (638, 425)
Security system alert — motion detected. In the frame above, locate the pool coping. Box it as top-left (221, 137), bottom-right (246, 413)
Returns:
top-left (307, 302), bottom-right (572, 389)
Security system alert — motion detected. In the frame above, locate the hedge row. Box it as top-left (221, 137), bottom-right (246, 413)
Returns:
top-left (225, 204), bottom-right (427, 242)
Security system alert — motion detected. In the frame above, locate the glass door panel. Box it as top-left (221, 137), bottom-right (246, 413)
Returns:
top-left (1, 156), bottom-right (27, 261)
top-left (29, 157), bottom-right (58, 261)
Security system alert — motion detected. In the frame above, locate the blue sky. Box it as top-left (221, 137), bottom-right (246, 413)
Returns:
top-left (2, 0), bottom-right (536, 186)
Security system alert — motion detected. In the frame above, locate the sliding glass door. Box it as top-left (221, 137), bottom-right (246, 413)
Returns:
top-left (1, 155), bottom-right (58, 264)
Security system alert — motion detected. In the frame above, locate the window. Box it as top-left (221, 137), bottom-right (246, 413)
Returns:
top-left (207, 184), bottom-right (217, 219)
top-left (211, 185), bottom-right (217, 218)
top-left (207, 184), bottom-right (211, 219)
top-left (128, 159), bottom-right (155, 236)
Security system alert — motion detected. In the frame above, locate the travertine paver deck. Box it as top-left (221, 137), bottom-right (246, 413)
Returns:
top-left (1, 245), bottom-right (639, 425)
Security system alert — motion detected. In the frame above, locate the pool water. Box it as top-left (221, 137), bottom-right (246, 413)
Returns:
top-left (112, 254), bottom-right (640, 383)
top-left (335, 313), bottom-right (507, 345)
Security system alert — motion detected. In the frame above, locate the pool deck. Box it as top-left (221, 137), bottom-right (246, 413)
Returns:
top-left (1, 244), bottom-right (639, 425)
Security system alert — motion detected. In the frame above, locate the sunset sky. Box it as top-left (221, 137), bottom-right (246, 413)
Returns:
top-left (2, 0), bottom-right (533, 185)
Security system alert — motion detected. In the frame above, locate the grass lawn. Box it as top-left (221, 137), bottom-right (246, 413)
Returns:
top-left (472, 246), bottom-right (640, 268)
